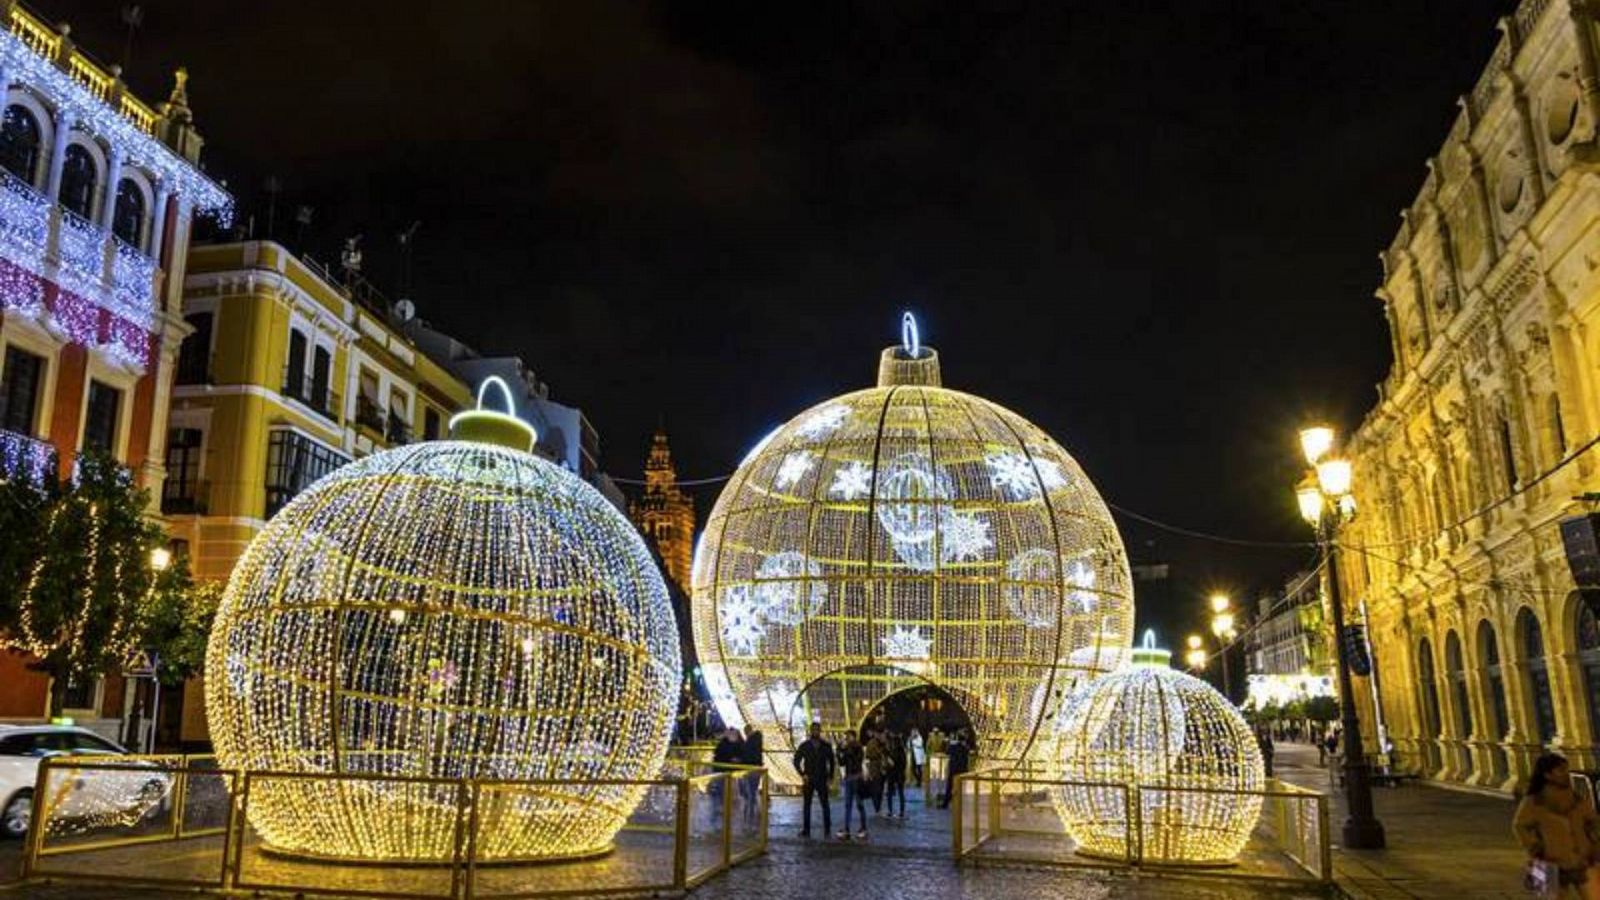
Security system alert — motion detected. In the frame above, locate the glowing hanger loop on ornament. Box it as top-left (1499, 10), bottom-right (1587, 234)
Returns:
top-left (901, 311), bottom-right (921, 359)
top-left (477, 375), bottom-right (517, 416)
top-left (449, 375), bottom-right (538, 451)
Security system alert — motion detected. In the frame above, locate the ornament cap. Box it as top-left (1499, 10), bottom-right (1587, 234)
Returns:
top-left (1130, 629), bottom-right (1173, 668)
top-left (877, 312), bottom-right (942, 387)
top-left (449, 377), bottom-right (537, 452)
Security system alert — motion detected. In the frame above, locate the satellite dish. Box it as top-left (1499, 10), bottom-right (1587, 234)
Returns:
top-left (394, 298), bottom-right (415, 322)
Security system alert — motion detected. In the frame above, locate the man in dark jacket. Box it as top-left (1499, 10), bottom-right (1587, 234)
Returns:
top-left (792, 723), bottom-right (835, 838)
top-left (938, 730), bottom-right (971, 809)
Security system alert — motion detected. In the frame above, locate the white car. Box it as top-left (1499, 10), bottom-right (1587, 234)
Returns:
top-left (0, 725), bottom-right (171, 839)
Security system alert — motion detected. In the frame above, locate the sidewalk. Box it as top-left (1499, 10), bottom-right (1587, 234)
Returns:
top-left (1274, 741), bottom-right (1520, 899)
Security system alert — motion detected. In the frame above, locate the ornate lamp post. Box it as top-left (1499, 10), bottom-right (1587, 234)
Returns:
top-left (1296, 425), bottom-right (1386, 850)
top-left (1208, 593), bottom-right (1238, 701)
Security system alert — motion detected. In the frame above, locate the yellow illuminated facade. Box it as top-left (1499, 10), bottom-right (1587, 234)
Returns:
top-left (630, 428), bottom-right (696, 591)
top-left (692, 327), bottom-right (1134, 782)
top-left (166, 241), bottom-right (474, 582)
top-left (1054, 633), bottom-right (1264, 865)
top-left (1341, 0), bottom-right (1600, 792)
top-left (204, 387), bottom-right (682, 862)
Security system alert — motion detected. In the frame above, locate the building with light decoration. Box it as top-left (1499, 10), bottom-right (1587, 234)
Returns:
top-left (1341, 0), bottom-right (1600, 793)
top-left (1243, 571), bottom-right (1333, 711)
top-left (0, 4), bottom-right (229, 730)
top-left (629, 428), bottom-right (695, 592)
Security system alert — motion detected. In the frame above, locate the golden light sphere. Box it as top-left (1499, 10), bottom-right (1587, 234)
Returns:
top-left (1054, 634), bottom-right (1265, 866)
top-left (692, 329), bottom-right (1134, 782)
top-left (205, 435), bottom-right (681, 863)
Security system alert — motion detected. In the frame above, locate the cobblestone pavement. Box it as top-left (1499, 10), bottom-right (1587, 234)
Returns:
top-left (1273, 741), bottom-right (1519, 899)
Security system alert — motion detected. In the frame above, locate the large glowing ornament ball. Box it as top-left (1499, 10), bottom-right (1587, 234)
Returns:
top-left (1054, 632), bottom-right (1265, 866)
top-left (204, 378), bottom-right (681, 863)
top-left (692, 313), bottom-right (1134, 783)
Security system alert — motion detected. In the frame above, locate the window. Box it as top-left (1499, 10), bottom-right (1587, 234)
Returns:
top-left (1522, 607), bottom-right (1557, 743)
top-left (0, 345), bottom-right (45, 434)
top-left (0, 104), bottom-right (41, 186)
top-left (1445, 631), bottom-right (1474, 778)
top-left (265, 429), bottom-right (350, 518)
top-left (1551, 394), bottom-right (1567, 458)
top-left (62, 732), bottom-right (120, 755)
top-left (356, 369), bottom-right (383, 432)
top-left (0, 733), bottom-right (50, 756)
top-left (386, 388), bottom-right (410, 444)
top-left (176, 312), bottom-right (212, 385)
top-left (310, 345), bottom-right (332, 415)
top-left (285, 328), bottom-right (308, 399)
top-left (81, 380), bottom-right (120, 455)
top-left (1499, 414), bottom-right (1518, 492)
top-left (1418, 637), bottom-right (1442, 773)
top-left (111, 178), bottom-right (144, 247)
top-left (162, 427), bottom-right (203, 514)
top-left (59, 144), bottom-right (97, 219)
top-left (423, 407), bottom-right (441, 441)
top-left (61, 677), bottom-right (97, 711)
top-left (1480, 620), bottom-right (1508, 740)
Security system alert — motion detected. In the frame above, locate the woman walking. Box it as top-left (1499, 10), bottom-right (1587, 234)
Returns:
top-left (909, 727), bottom-right (926, 787)
top-left (1514, 752), bottom-right (1599, 897)
top-left (836, 734), bottom-right (869, 841)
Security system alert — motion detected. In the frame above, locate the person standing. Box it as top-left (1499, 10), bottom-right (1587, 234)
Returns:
top-left (1257, 729), bottom-right (1275, 779)
top-left (792, 723), bottom-right (835, 839)
top-left (1514, 752), bottom-right (1599, 897)
top-left (837, 733), bottom-right (869, 841)
top-left (938, 730), bottom-right (971, 810)
top-left (710, 727), bottom-right (743, 827)
top-left (863, 730), bottom-right (887, 815)
top-left (909, 727), bottom-right (926, 787)
top-left (884, 730), bottom-right (908, 818)
top-left (740, 726), bottom-right (765, 821)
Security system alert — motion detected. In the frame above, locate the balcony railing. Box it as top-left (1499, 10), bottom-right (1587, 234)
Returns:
top-left (160, 478), bottom-right (208, 515)
top-left (281, 367), bottom-right (338, 421)
top-left (56, 207), bottom-right (103, 289)
top-left (355, 395), bottom-right (385, 435)
top-left (385, 411), bottom-right (411, 446)
top-left (4, 4), bottom-right (161, 136)
top-left (0, 427), bottom-right (57, 483)
top-left (0, 169), bottom-right (51, 261)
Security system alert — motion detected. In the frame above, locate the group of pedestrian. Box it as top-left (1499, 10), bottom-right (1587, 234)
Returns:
top-left (711, 725), bottom-right (766, 821)
top-left (791, 722), bottom-right (974, 841)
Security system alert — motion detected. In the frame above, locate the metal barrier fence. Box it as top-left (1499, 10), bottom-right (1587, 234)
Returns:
top-left (951, 768), bottom-right (1331, 886)
top-left (22, 755), bottom-right (767, 899)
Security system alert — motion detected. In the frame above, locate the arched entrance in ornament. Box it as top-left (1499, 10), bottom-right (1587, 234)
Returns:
top-left (780, 664), bottom-right (982, 746)
top-left (856, 682), bottom-right (975, 745)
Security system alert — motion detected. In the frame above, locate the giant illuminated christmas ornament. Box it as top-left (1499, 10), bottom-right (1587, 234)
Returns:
top-left (205, 378), bottom-right (681, 863)
top-left (692, 314), bottom-right (1134, 782)
top-left (1054, 631), bottom-right (1265, 866)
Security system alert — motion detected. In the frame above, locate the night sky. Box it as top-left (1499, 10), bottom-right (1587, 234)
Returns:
top-left (49, 0), bottom-right (1509, 640)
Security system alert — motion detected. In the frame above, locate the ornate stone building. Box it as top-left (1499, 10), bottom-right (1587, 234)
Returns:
top-left (1342, 0), bottom-right (1600, 792)
top-left (630, 428), bottom-right (695, 591)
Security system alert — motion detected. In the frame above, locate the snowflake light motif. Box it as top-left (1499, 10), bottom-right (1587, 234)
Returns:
top-left (774, 451), bottom-right (814, 490)
top-left (1034, 458), bottom-right (1069, 491)
top-left (1065, 557), bottom-right (1097, 612)
top-left (753, 551), bottom-right (828, 625)
top-left (987, 451), bottom-right (1041, 498)
top-left (940, 511), bottom-right (992, 563)
top-left (881, 625), bottom-right (933, 660)
top-left (830, 461), bottom-right (874, 500)
top-left (796, 404), bottom-right (849, 438)
top-left (719, 586), bottom-right (766, 655)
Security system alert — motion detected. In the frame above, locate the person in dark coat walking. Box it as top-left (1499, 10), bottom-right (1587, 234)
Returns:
top-left (740, 727), bottom-right (765, 820)
top-left (883, 730), bottom-right (908, 818)
top-left (792, 723), bottom-right (835, 838)
top-left (937, 730), bottom-right (971, 809)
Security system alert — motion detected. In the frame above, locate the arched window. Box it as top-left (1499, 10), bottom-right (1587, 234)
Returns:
top-left (1418, 637), bottom-right (1442, 773)
top-left (1577, 593), bottom-right (1600, 743)
top-left (58, 143), bottom-right (97, 219)
top-left (111, 178), bottom-right (144, 247)
top-left (1445, 631), bottom-right (1474, 778)
top-left (1551, 394), bottom-right (1568, 458)
top-left (1521, 607), bottom-right (1557, 743)
top-left (0, 104), bottom-right (41, 186)
top-left (1480, 620), bottom-right (1508, 741)
top-left (1499, 414), bottom-right (1518, 492)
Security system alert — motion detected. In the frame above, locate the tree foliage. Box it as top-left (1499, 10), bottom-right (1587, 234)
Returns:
top-left (0, 452), bottom-right (214, 713)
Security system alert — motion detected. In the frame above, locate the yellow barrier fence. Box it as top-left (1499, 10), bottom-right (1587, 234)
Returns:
top-left (21, 755), bottom-right (768, 899)
top-left (951, 768), bottom-right (1331, 886)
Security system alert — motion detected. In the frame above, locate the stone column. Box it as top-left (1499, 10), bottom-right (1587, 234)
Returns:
top-left (99, 146), bottom-right (123, 230)
top-left (43, 108), bottom-right (72, 200)
top-left (146, 181), bottom-right (168, 260)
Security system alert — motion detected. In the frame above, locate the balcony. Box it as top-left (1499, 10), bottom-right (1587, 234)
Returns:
top-left (385, 412), bottom-right (412, 446)
top-left (282, 370), bottom-right (339, 422)
top-left (265, 429), bottom-right (350, 518)
top-left (355, 395), bottom-right (386, 435)
top-left (161, 478), bottom-right (208, 515)
top-left (0, 428), bottom-right (57, 483)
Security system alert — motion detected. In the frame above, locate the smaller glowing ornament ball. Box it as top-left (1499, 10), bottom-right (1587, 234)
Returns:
top-left (205, 379), bottom-right (681, 863)
top-left (1054, 631), bottom-right (1264, 866)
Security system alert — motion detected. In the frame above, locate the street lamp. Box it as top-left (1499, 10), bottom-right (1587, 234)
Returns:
top-left (149, 546), bottom-right (171, 572)
top-left (1208, 593), bottom-right (1237, 701)
top-left (1184, 634), bottom-right (1207, 670)
top-left (1296, 424), bottom-right (1386, 850)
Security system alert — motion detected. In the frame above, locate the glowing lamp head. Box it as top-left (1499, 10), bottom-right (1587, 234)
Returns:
top-left (1299, 425), bottom-right (1335, 466)
top-left (1296, 482), bottom-right (1324, 526)
top-left (149, 546), bottom-right (172, 572)
top-left (1208, 593), bottom-right (1231, 614)
top-left (1211, 612), bottom-right (1235, 637)
top-left (1316, 458), bottom-right (1353, 498)
top-left (1185, 634), bottom-right (1203, 650)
